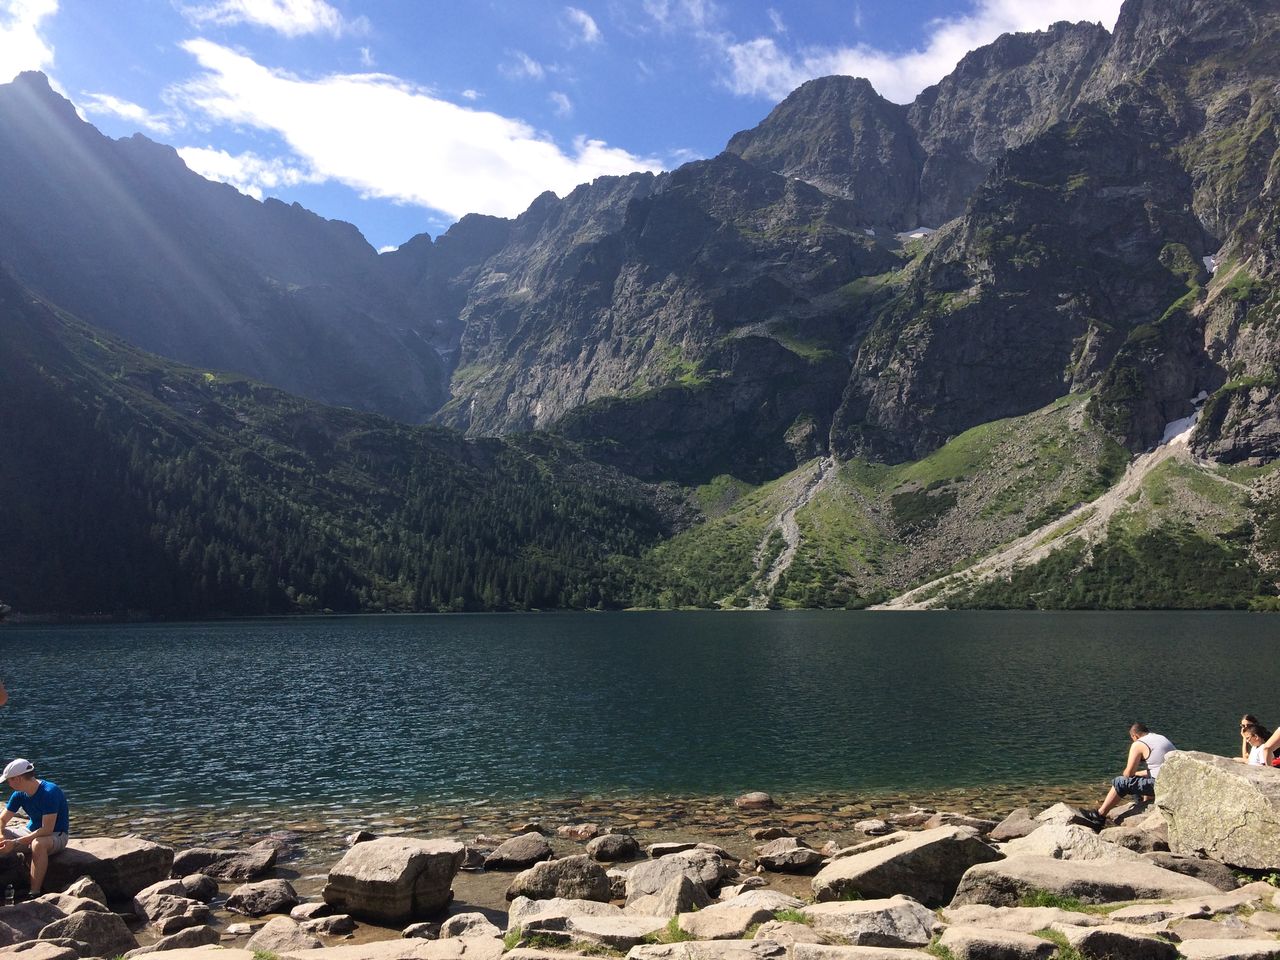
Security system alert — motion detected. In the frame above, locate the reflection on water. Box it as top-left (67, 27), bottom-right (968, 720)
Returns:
top-left (3, 611), bottom-right (1275, 815)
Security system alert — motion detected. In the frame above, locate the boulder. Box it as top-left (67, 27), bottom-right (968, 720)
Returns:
top-left (950, 855), bottom-right (1222, 907)
top-left (32, 893), bottom-right (103, 916)
top-left (1102, 813), bottom-right (1170, 854)
top-left (524, 914), bottom-right (667, 950)
top-left (43, 838), bottom-right (174, 902)
top-left (124, 924), bottom-right (222, 955)
top-left (1143, 852), bottom-right (1240, 891)
top-left (755, 838), bottom-right (827, 874)
top-left (322, 837), bottom-right (464, 925)
top-left (292, 901), bottom-right (335, 921)
top-left (246, 915), bottom-right (323, 953)
top-left (924, 813), bottom-right (998, 834)
top-left (941, 906), bottom-right (1108, 933)
top-left (0, 944), bottom-right (81, 960)
top-left (938, 925), bottom-right (1057, 960)
top-left (402, 922), bottom-right (441, 939)
top-left (753, 920), bottom-right (825, 946)
top-left (626, 874), bottom-right (711, 917)
top-left (301, 914), bottom-right (357, 936)
top-left (440, 913), bottom-right (501, 939)
top-left (586, 834), bottom-right (639, 863)
top-left (800, 895), bottom-right (937, 946)
top-left (1156, 751), bottom-right (1280, 869)
top-left (505, 855), bottom-right (610, 902)
top-left (887, 810), bottom-right (935, 829)
top-left (1056, 924), bottom-right (1179, 960)
top-left (785, 946), bottom-right (940, 960)
top-left (678, 906), bottom-right (775, 940)
top-left (484, 834), bottom-right (553, 870)
top-left (990, 810), bottom-right (1040, 843)
top-left (647, 843), bottom-right (699, 858)
top-left (856, 820), bottom-right (895, 836)
top-left (226, 878), bottom-right (299, 917)
top-left (134, 891), bottom-right (212, 929)
top-left (60, 878), bottom-right (106, 907)
top-left (1170, 919), bottom-right (1259, 941)
top-left (38, 910), bottom-right (138, 958)
top-left (812, 826), bottom-right (1004, 907)
top-left (735, 793), bottom-right (775, 810)
top-left (507, 895), bottom-right (624, 931)
top-left (1178, 943), bottom-right (1280, 960)
top-left (624, 850), bottom-right (732, 904)
top-left (0, 902), bottom-right (65, 945)
top-left (556, 824), bottom-right (600, 842)
top-left (1035, 804), bottom-right (1094, 828)
top-left (627, 940), bottom-right (786, 960)
top-left (1001, 824), bottom-right (1143, 862)
top-left (749, 828), bottom-right (794, 841)
top-left (171, 845), bottom-right (277, 881)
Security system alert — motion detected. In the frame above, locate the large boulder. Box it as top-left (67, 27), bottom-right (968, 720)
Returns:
top-left (43, 837), bottom-right (174, 902)
top-left (627, 875), bottom-right (713, 917)
top-left (755, 838), bottom-right (827, 874)
top-left (800, 895), bottom-right (938, 946)
top-left (1056, 924), bottom-right (1179, 960)
top-left (225, 878), bottom-right (299, 917)
top-left (322, 837), bottom-right (464, 925)
top-left (586, 834), bottom-right (639, 863)
top-left (133, 891), bottom-right (214, 934)
top-left (506, 855), bottom-right (610, 902)
top-left (677, 891), bottom-right (805, 940)
top-left (0, 901), bottom-right (65, 944)
top-left (440, 913), bottom-right (502, 939)
top-left (624, 850), bottom-right (732, 905)
top-left (950, 855), bottom-right (1223, 906)
top-left (990, 809), bottom-right (1040, 843)
top-left (38, 910), bottom-right (138, 958)
top-left (1156, 751), bottom-right (1280, 869)
top-left (1143, 852), bottom-right (1240, 891)
top-left (484, 834), bottom-right (553, 870)
top-left (124, 924), bottom-right (222, 956)
top-left (523, 914), bottom-right (668, 950)
top-left (942, 905), bottom-right (1108, 933)
top-left (171, 845), bottom-right (277, 881)
top-left (508, 896), bottom-right (625, 931)
top-left (1001, 824), bottom-right (1144, 862)
top-left (812, 826), bottom-right (1004, 906)
top-left (627, 941), bottom-right (786, 960)
top-left (245, 915), bottom-right (323, 953)
top-left (938, 925), bottom-right (1057, 960)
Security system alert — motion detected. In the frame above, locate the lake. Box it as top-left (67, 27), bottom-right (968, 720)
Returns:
top-left (2, 611), bottom-right (1275, 819)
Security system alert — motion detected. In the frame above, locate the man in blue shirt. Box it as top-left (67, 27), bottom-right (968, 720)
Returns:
top-left (0, 759), bottom-right (70, 897)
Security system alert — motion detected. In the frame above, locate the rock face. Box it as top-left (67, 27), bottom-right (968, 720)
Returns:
top-left (812, 826), bottom-right (1004, 906)
top-left (43, 837), bottom-right (174, 902)
top-left (322, 837), bottom-right (465, 925)
top-left (505, 855), bottom-right (611, 902)
top-left (950, 855), bottom-right (1222, 906)
top-left (1156, 750), bottom-right (1280, 869)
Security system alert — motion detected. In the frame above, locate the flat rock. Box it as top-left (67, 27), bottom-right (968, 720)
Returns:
top-left (756, 838), bottom-right (827, 874)
top-left (1143, 852), bottom-right (1240, 891)
top-left (246, 916), bottom-right (323, 953)
top-left (627, 941), bottom-right (787, 960)
top-left (125, 924), bottom-right (221, 955)
top-left (735, 793), bottom-right (776, 810)
top-left (789, 946), bottom-right (933, 960)
top-left (647, 843), bottom-right (698, 858)
top-left (942, 905), bottom-right (1108, 933)
top-left (323, 837), bottom-right (464, 925)
top-left (1035, 804), bottom-right (1093, 828)
top-left (506, 854), bottom-right (610, 902)
top-left (439, 913), bottom-right (501, 939)
top-left (801, 896), bottom-right (937, 947)
top-left (990, 810), bottom-right (1040, 843)
top-left (1170, 920), bottom-right (1261, 941)
top-left (171, 846), bottom-right (277, 881)
top-left (1157, 752), bottom-right (1280, 870)
top-left (586, 834), bottom-right (639, 863)
top-left (44, 837), bottom-right (174, 902)
top-left (0, 945), bottom-right (81, 960)
top-left (292, 901), bottom-right (335, 921)
top-left (626, 874), bottom-right (711, 917)
top-left (813, 826), bottom-right (1004, 907)
top-left (938, 925), bottom-right (1057, 960)
top-left (507, 895), bottom-right (624, 931)
top-left (924, 813), bottom-right (998, 834)
top-left (1002, 824), bottom-right (1144, 862)
top-left (1178, 942), bottom-right (1280, 960)
top-left (624, 850), bottom-right (731, 904)
top-left (950, 855), bottom-right (1222, 906)
top-left (754, 920), bottom-right (825, 946)
top-left (38, 909), bottom-right (139, 958)
top-left (301, 914), bottom-right (356, 936)
top-left (527, 914), bottom-right (667, 950)
top-left (1058, 924), bottom-right (1179, 960)
top-left (484, 834), bottom-right (553, 870)
top-left (278, 942), bottom-right (503, 960)
top-left (226, 878), bottom-right (299, 917)
top-left (750, 828), bottom-right (795, 841)
top-left (678, 905), bottom-right (776, 940)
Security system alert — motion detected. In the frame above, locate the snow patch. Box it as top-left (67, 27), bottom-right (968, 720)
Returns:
top-left (1203, 252), bottom-right (1221, 275)
top-left (1161, 411), bottom-right (1199, 446)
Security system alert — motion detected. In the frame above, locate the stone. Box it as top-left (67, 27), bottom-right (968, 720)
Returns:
top-left (1178, 943), bottom-right (1280, 960)
top-left (245, 916), bottom-right (323, 953)
top-left (678, 906), bottom-right (775, 940)
top-left (402, 922), bottom-right (441, 939)
top-left (347, 831), bottom-right (377, 846)
top-left (626, 940), bottom-right (787, 960)
top-left (1247, 914), bottom-right (1280, 934)
top-left (225, 922), bottom-right (260, 935)
top-left (440, 913), bottom-right (501, 939)
top-left (1156, 752), bottom-right (1280, 870)
top-left (938, 925), bottom-right (1057, 960)
top-left (887, 810), bottom-right (935, 829)
top-left (124, 924), bottom-right (222, 955)
top-left (1170, 920), bottom-right (1260, 941)
top-left (171, 846), bottom-right (277, 882)
top-left (292, 901), bottom-right (335, 921)
top-left (43, 837), bottom-right (174, 902)
top-left (507, 896), bottom-right (624, 931)
top-left (941, 906), bottom-right (1107, 933)
top-left (323, 837), bottom-right (464, 925)
top-left (749, 828), bottom-right (794, 842)
top-left (60, 878), bottom-right (106, 907)
top-left (835, 834), bottom-right (914, 859)
top-left (754, 920), bottom-right (825, 946)
top-left (1143, 853), bottom-right (1240, 892)
top-left (801, 896), bottom-right (938, 947)
top-left (950, 856), bottom-right (1222, 907)
top-left (556, 824), bottom-right (600, 842)
top-left (924, 813), bottom-right (998, 834)
top-left (302, 914), bottom-right (357, 937)
top-left (813, 826), bottom-right (1004, 907)
top-left (0, 945), bottom-right (81, 960)
top-left (624, 850), bottom-right (732, 904)
top-left (735, 793), bottom-right (776, 810)
top-left (1102, 812), bottom-right (1170, 854)
top-left (990, 810), bottom-right (1040, 843)
top-left (1035, 804), bottom-right (1093, 828)
top-left (179, 874), bottom-right (218, 903)
top-left (626, 875), bottom-right (712, 917)
top-left (505, 855), bottom-right (610, 902)
top-left (607, 868), bottom-right (628, 901)
top-left (755, 838), bottom-right (828, 874)
top-left (226, 878), bottom-right (300, 917)
top-left (514, 822), bottom-right (548, 835)
top-left (0, 902), bottom-right (65, 945)
top-left (38, 910), bottom-right (138, 958)
top-left (1001, 824), bottom-right (1144, 862)
top-left (856, 820), bottom-right (894, 836)
top-left (525, 914), bottom-right (667, 950)
top-left (645, 842), bottom-right (696, 858)
top-left (718, 877), bottom-right (769, 900)
top-left (33, 893), bottom-right (103, 915)
top-left (484, 834), bottom-right (553, 871)
top-left (134, 891), bottom-right (212, 931)
top-left (459, 847), bottom-right (487, 871)
top-left (587, 834), bottom-right (639, 863)
top-left (1057, 924), bottom-right (1179, 960)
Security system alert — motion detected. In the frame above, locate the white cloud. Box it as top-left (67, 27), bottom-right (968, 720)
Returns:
top-left (460, 88), bottom-right (480, 100)
top-left (766, 8), bottom-right (785, 35)
top-left (565, 6), bottom-right (601, 45)
top-left (177, 145), bottom-right (324, 199)
top-left (180, 0), bottom-right (365, 38)
top-left (502, 50), bottom-right (546, 81)
top-left (358, 46), bottom-right (374, 68)
top-left (80, 92), bottom-right (178, 135)
top-left (549, 90), bottom-right (573, 117)
top-left (170, 40), bottom-right (661, 220)
top-left (0, 0), bottom-right (57, 81)
top-left (642, 0), bottom-right (718, 32)
top-left (723, 0), bottom-right (1125, 104)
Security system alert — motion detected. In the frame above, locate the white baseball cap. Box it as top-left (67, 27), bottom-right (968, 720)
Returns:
top-left (2, 759), bottom-right (34, 780)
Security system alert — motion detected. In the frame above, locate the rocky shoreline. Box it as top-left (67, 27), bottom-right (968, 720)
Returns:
top-left (2, 753), bottom-right (1278, 960)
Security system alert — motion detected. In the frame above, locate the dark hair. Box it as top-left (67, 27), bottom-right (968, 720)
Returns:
top-left (1245, 723), bottom-right (1271, 740)
top-left (1243, 714), bottom-right (1260, 725)
top-left (1130, 722), bottom-right (1150, 736)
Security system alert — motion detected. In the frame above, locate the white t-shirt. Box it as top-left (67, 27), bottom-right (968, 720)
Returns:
top-left (1250, 743), bottom-right (1269, 765)
top-left (1139, 732), bottom-right (1177, 778)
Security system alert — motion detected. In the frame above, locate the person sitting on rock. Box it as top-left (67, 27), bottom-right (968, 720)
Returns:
top-left (1080, 722), bottom-right (1175, 830)
top-left (1236, 723), bottom-right (1273, 765)
top-left (0, 758), bottom-right (70, 897)
top-left (1240, 714), bottom-right (1264, 760)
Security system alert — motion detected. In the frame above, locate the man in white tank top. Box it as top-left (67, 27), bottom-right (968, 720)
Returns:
top-left (1080, 722), bottom-right (1176, 830)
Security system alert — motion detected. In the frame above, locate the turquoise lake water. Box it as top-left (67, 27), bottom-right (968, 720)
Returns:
top-left (2, 611), bottom-right (1276, 814)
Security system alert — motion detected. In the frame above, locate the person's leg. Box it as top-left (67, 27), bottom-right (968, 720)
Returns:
top-left (28, 836), bottom-right (53, 895)
top-left (1097, 784), bottom-right (1123, 816)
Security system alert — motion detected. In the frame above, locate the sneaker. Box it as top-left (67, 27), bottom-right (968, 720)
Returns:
top-left (1079, 810), bottom-right (1106, 831)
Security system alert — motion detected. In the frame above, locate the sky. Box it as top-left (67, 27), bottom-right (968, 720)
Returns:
top-left (0, 0), bottom-right (1126, 252)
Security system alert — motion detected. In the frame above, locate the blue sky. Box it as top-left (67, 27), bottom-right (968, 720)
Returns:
top-left (1, 0), bottom-right (1124, 251)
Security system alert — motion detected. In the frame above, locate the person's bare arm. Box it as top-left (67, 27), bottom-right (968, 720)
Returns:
top-left (1121, 740), bottom-right (1149, 777)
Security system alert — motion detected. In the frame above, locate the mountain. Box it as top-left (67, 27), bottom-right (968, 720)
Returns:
top-left (0, 72), bottom-right (445, 422)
